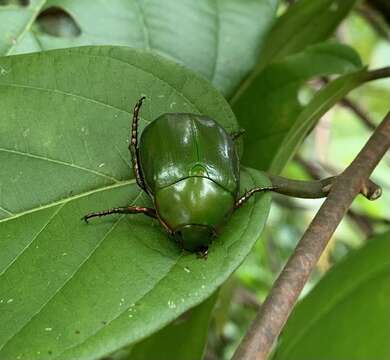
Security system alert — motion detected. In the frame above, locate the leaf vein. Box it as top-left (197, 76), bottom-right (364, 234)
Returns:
top-left (0, 203), bottom-right (65, 278)
top-left (0, 147), bottom-right (120, 183)
top-left (0, 180), bottom-right (136, 224)
top-left (0, 215), bottom-right (123, 353)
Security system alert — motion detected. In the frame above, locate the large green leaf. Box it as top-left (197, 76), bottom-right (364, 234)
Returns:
top-left (273, 232), bottom-right (390, 360)
top-left (0, 47), bottom-right (271, 360)
top-left (269, 68), bottom-right (370, 173)
top-left (0, 46), bottom-right (237, 219)
top-left (229, 0), bottom-right (358, 103)
top-left (232, 42), bottom-right (363, 172)
top-left (3, 0), bottom-right (279, 96)
top-left (260, 0), bottom-right (358, 65)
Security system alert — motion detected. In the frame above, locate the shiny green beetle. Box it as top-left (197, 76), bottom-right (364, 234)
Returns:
top-left (83, 97), bottom-right (273, 254)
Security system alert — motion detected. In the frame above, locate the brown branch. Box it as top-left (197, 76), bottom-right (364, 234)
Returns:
top-left (232, 110), bottom-right (390, 360)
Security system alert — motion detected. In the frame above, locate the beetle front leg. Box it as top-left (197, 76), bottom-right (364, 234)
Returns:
top-left (129, 96), bottom-right (147, 191)
top-left (235, 186), bottom-right (277, 209)
top-left (82, 205), bottom-right (156, 223)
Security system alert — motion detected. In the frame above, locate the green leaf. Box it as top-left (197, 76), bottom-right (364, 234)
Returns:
top-left (273, 232), bottom-right (390, 360)
top-left (260, 0), bottom-right (358, 65)
top-left (229, 0), bottom-right (358, 103)
top-left (128, 293), bottom-right (218, 360)
top-left (0, 46), bottom-right (271, 360)
top-left (0, 46), bottom-right (237, 219)
top-left (232, 42), bottom-right (363, 172)
top-left (6, 0), bottom-right (279, 96)
top-left (0, 0), bottom-right (47, 56)
top-left (269, 68), bottom-right (369, 173)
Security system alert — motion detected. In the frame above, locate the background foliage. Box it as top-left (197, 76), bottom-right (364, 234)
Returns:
top-left (0, 1), bottom-right (389, 359)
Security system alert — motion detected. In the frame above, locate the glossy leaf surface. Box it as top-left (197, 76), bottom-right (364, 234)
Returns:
top-left (232, 42), bottom-right (363, 172)
top-left (259, 0), bottom-right (358, 66)
top-left (128, 293), bottom-right (217, 360)
top-left (2, 0), bottom-right (278, 96)
top-left (0, 46), bottom-right (271, 360)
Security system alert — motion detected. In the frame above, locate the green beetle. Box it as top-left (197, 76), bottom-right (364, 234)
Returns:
top-left (83, 97), bottom-right (273, 254)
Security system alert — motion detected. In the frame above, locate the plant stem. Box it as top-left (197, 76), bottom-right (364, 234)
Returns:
top-left (268, 174), bottom-right (381, 200)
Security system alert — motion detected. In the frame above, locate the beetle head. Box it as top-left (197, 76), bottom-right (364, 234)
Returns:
top-left (174, 224), bottom-right (215, 252)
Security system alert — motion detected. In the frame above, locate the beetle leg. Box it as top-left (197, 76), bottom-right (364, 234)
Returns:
top-left (235, 186), bottom-right (277, 209)
top-left (196, 246), bottom-right (209, 260)
top-left (82, 206), bottom-right (156, 223)
top-left (230, 128), bottom-right (245, 141)
top-left (129, 96), bottom-right (147, 191)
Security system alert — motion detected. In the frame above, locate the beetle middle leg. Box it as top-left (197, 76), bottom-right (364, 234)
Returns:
top-left (235, 186), bottom-right (277, 209)
top-left (83, 205), bottom-right (156, 223)
top-left (129, 96), bottom-right (147, 191)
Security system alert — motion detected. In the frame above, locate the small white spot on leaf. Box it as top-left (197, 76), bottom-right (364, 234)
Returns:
top-left (168, 300), bottom-right (176, 309)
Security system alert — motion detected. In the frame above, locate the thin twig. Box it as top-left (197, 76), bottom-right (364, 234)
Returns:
top-left (340, 97), bottom-right (377, 131)
top-left (318, 76), bottom-right (377, 132)
top-left (366, 0), bottom-right (390, 26)
top-left (356, 3), bottom-right (390, 39)
top-left (232, 110), bottom-right (390, 360)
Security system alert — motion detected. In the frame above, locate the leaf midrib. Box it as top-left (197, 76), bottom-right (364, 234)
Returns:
top-left (0, 179), bottom-right (136, 224)
top-left (0, 147), bottom-right (120, 183)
